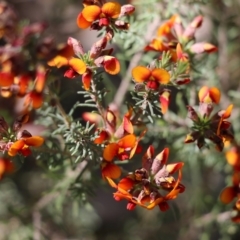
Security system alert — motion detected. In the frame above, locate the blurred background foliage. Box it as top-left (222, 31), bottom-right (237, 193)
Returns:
top-left (1, 0), bottom-right (240, 239)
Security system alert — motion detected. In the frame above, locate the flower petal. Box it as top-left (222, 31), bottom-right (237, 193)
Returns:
top-left (209, 87), bottom-right (221, 104)
top-left (123, 116), bottom-right (133, 134)
top-left (145, 39), bottom-right (167, 52)
top-left (106, 176), bottom-right (118, 188)
top-left (222, 104), bottom-right (233, 119)
top-left (0, 158), bottom-right (14, 177)
top-left (225, 147), bottom-right (239, 167)
top-left (118, 134), bottom-right (136, 148)
top-left (94, 130), bottom-right (109, 144)
top-left (220, 186), bottom-right (236, 204)
top-left (24, 136), bottom-right (44, 147)
top-left (82, 5), bottom-right (101, 22)
top-left (232, 172), bottom-right (240, 187)
top-left (190, 42), bottom-right (217, 54)
top-left (176, 43), bottom-right (188, 62)
top-left (68, 58), bottom-right (87, 75)
top-left (76, 12), bottom-right (92, 29)
top-left (20, 145), bottom-right (31, 156)
top-left (118, 177), bottom-right (135, 191)
top-left (25, 91), bottom-right (43, 109)
top-left (82, 112), bottom-right (101, 124)
top-left (132, 66), bottom-right (151, 83)
top-left (106, 109), bottom-right (117, 129)
top-left (151, 148), bottom-right (169, 175)
top-left (8, 140), bottom-right (25, 156)
top-left (166, 162), bottom-right (184, 174)
top-left (82, 71), bottom-right (92, 90)
top-left (159, 201), bottom-right (170, 211)
top-left (35, 65), bottom-right (46, 93)
top-left (103, 143), bottom-right (119, 161)
top-left (0, 72), bottom-right (14, 87)
top-left (102, 162), bottom-right (121, 179)
top-left (198, 86), bottom-right (220, 104)
top-left (103, 56), bottom-right (120, 75)
top-left (159, 90), bottom-right (170, 114)
top-left (142, 145), bottom-right (154, 171)
top-left (151, 68), bottom-right (170, 84)
top-left (47, 55), bottom-right (68, 68)
top-left (102, 2), bottom-right (121, 18)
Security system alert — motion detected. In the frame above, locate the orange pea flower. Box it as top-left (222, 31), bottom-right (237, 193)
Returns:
top-left (132, 66), bottom-right (170, 90)
top-left (92, 108), bottom-right (145, 179)
top-left (8, 135), bottom-right (44, 157)
top-left (145, 14), bottom-right (217, 65)
top-left (157, 15), bottom-right (177, 41)
top-left (24, 64), bottom-right (47, 109)
top-left (198, 86), bottom-right (221, 104)
top-left (77, 1), bottom-right (134, 31)
top-left (78, 2), bottom-right (121, 28)
top-left (48, 36), bottom-right (120, 90)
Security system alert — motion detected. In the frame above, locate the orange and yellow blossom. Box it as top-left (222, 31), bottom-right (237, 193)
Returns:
top-left (8, 135), bottom-right (44, 157)
top-left (77, 1), bottom-right (134, 31)
top-left (145, 15), bottom-right (217, 61)
top-left (132, 65), bottom-right (171, 114)
top-left (198, 86), bottom-right (221, 104)
top-left (132, 66), bottom-right (170, 90)
top-left (48, 36), bottom-right (120, 91)
top-left (77, 2), bottom-right (121, 29)
top-left (93, 108), bottom-right (144, 179)
top-left (106, 147), bottom-right (185, 210)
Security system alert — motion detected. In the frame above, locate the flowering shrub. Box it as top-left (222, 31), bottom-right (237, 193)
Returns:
top-left (1, 0), bottom-right (240, 239)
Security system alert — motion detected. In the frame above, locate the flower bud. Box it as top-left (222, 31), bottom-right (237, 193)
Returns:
top-left (199, 102), bottom-right (213, 118)
top-left (115, 20), bottom-right (129, 30)
top-left (119, 4), bottom-right (135, 18)
top-left (187, 106), bottom-right (199, 121)
top-left (90, 37), bottom-right (108, 59)
top-left (190, 42), bottom-right (217, 54)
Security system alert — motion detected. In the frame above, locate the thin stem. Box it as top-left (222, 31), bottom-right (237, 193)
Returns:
top-left (48, 87), bottom-right (71, 128)
top-left (90, 81), bottom-right (106, 127)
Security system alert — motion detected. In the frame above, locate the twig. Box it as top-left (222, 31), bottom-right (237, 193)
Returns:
top-left (112, 16), bottom-right (161, 108)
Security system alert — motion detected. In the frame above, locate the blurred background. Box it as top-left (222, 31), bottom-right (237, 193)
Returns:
top-left (1, 0), bottom-right (240, 239)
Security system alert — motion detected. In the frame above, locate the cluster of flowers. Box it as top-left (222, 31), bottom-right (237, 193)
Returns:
top-left (0, 1), bottom-right (70, 109)
top-left (0, 0), bottom-right (236, 218)
top-left (131, 14), bottom-right (217, 115)
top-left (48, 35), bottom-right (120, 90)
top-left (145, 14), bottom-right (217, 57)
top-left (0, 114), bottom-right (44, 178)
top-left (83, 106), bottom-right (185, 210)
top-left (52, 1), bottom-right (234, 212)
top-left (0, 1), bottom-right (51, 177)
top-left (75, 0), bottom-right (189, 210)
top-left (184, 86), bottom-right (238, 222)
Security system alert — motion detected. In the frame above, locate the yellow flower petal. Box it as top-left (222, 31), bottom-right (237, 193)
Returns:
top-left (68, 58), bottom-right (87, 75)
